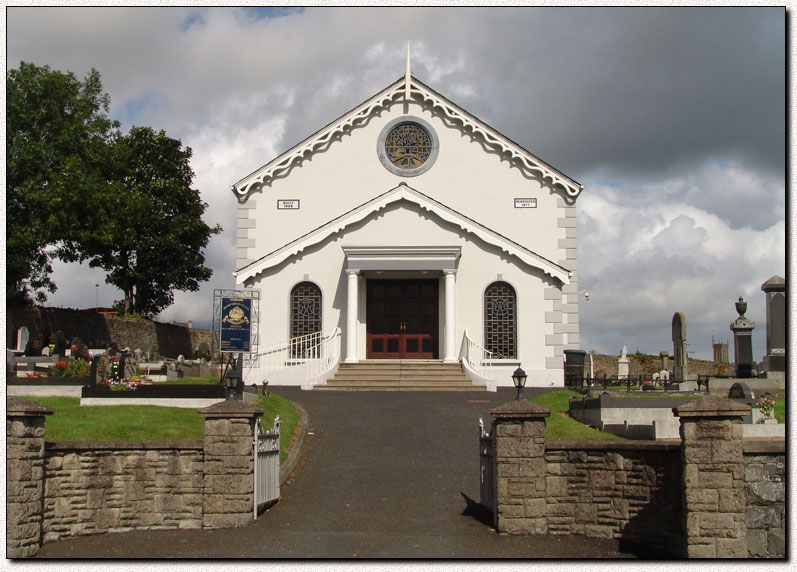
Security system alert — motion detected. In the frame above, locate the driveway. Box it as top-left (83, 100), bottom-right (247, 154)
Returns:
top-left (37, 387), bottom-right (640, 558)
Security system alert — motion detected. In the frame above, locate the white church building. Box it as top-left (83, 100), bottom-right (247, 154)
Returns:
top-left (231, 57), bottom-right (584, 390)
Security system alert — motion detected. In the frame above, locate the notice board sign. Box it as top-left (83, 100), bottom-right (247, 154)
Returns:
top-left (220, 297), bottom-right (252, 353)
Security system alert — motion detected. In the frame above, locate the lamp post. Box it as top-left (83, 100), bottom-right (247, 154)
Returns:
top-left (95, 284), bottom-right (99, 311)
top-left (512, 366), bottom-right (527, 401)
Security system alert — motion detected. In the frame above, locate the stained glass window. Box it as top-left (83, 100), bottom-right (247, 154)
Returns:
top-left (484, 282), bottom-right (516, 359)
top-left (290, 282), bottom-right (322, 357)
top-left (385, 123), bottom-right (432, 169)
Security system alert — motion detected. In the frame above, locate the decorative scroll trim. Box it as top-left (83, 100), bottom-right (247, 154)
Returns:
top-left (231, 76), bottom-right (583, 201)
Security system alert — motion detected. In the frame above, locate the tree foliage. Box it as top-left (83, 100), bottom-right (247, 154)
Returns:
top-left (7, 62), bottom-right (119, 304)
top-left (85, 126), bottom-right (221, 317)
top-left (7, 62), bottom-right (221, 317)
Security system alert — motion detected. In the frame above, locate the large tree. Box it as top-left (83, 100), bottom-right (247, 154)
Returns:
top-left (86, 126), bottom-right (221, 317)
top-left (7, 62), bottom-right (119, 304)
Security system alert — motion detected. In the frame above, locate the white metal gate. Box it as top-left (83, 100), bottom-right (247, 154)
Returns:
top-left (254, 416), bottom-right (281, 517)
top-left (479, 418), bottom-right (497, 528)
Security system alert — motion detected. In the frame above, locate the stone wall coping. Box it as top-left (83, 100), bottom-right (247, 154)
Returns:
top-left (742, 438), bottom-right (786, 454)
top-left (197, 400), bottom-right (264, 418)
top-left (7, 396), bottom-right (54, 416)
top-left (673, 394), bottom-right (750, 418)
top-left (45, 441), bottom-right (204, 452)
top-left (490, 400), bottom-right (550, 419)
top-left (546, 439), bottom-right (682, 452)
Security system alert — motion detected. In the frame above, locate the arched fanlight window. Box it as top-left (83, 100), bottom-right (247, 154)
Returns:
top-left (484, 281), bottom-right (517, 359)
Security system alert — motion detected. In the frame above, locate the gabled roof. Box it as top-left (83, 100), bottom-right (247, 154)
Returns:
top-left (231, 74), bottom-right (583, 201)
top-left (234, 183), bottom-right (571, 284)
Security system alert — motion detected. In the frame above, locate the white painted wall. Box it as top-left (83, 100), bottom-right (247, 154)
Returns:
top-left (234, 90), bottom-right (579, 388)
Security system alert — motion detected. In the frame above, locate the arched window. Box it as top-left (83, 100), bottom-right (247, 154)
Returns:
top-left (290, 282), bottom-right (322, 357)
top-left (484, 282), bottom-right (517, 359)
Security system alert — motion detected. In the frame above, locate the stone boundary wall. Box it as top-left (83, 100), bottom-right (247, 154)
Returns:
top-left (7, 306), bottom-right (213, 359)
top-left (43, 442), bottom-right (204, 541)
top-left (590, 353), bottom-right (729, 378)
top-left (7, 398), bottom-right (263, 558)
top-left (544, 441), bottom-right (683, 555)
top-left (489, 397), bottom-right (786, 559)
top-left (743, 441), bottom-right (786, 558)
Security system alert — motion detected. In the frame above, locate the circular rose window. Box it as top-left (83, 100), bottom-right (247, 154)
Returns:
top-left (377, 117), bottom-right (439, 176)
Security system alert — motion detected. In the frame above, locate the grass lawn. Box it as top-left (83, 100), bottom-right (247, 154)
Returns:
top-left (531, 390), bottom-right (624, 441)
top-left (775, 398), bottom-right (785, 424)
top-left (21, 392), bottom-right (301, 462)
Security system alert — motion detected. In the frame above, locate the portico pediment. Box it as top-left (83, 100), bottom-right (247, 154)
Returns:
top-left (234, 183), bottom-right (571, 284)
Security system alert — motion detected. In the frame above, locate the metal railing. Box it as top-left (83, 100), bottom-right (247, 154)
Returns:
top-left (254, 416), bottom-right (281, 517)
top-left (245, 328), bottom-right (341, 386)
top-left (572, 374), bottom-right (713, 393)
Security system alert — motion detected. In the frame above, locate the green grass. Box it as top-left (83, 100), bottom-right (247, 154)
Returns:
top-left (153, 376), bottom-right (221, 385)
top-left (255, 392), bottom-right (300, 463)
top-left (775, 398), bottom-right (785, 424)
top-left (20, 392), bottom-right (302, 462)
top-left (531, 390), bottom-right (624, 441)
top-left (19, 396), bottom-right (205, 441)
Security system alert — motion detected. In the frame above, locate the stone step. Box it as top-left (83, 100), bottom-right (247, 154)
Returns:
top-left (322, 360), bottom-right (481, 391)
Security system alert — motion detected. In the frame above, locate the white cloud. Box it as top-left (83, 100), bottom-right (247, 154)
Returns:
top-left (6, 7), bottom-right (786, 365)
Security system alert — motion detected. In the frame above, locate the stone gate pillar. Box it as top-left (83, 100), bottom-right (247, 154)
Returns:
top-left (198, 401), bottom-right (264, 529)
top-left (489, 400), bottom-right (550, 535)
top-left (7, 397), bottom-right (54, 558)
top-left (674, 395), bottom-right (750, 558)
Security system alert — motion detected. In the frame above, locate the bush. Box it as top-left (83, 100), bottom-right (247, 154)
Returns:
top-left (48, 358), bottom-right (91, 377)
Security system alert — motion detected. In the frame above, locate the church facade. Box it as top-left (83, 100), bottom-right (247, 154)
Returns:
top-left (231, 64), bottom-right (583, 389)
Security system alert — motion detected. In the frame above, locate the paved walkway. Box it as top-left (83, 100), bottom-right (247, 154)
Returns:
top-left (38, 387), bottom-right (641, 558)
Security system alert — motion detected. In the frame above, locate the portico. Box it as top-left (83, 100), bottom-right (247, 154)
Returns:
top-left (342, 246), bottom-right (459, 363)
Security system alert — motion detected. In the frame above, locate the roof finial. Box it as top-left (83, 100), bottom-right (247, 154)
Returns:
top-left (405, 42), bottom-right (411, 100)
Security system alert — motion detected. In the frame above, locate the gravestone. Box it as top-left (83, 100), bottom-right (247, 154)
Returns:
top-left (730, 297), bottom-right (756, 378)
top-left (672, 312), bottom-right (688, 381)
top-left (197, 342), bottom-right (211, 360)
top-left (199, 358), bottom-right (211, 377)
top-left (761, 276), bottom-right (785, 378)
top-left (617, 346), bottom-right (630, 380)
top-left (16, 327), bottom-right (29, 352)
top-left (659, 351), bottom-right (669, 372)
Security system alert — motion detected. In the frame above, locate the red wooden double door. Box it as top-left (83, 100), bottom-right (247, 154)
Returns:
top-left (366, 279), bottom-right (439, 359)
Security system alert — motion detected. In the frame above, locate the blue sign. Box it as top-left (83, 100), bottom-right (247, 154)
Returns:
top-left (220, 297), bottom-right (251, 353)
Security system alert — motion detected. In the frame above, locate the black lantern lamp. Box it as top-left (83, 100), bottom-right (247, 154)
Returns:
top-left (512, 367), bottom-right (527, 401)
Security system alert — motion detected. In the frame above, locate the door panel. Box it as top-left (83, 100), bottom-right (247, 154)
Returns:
top-left (366, 279), bottom-right (438, 359)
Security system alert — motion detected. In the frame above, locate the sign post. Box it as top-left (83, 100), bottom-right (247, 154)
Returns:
top-left (213, 289), bottom-right (260, 393)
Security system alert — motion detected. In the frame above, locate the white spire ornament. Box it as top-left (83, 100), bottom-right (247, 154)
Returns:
top-left (405, 42), bottom-right (411, 100)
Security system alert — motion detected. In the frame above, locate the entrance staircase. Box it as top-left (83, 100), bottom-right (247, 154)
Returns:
top-left (318, 360), bottom-right (483, 391)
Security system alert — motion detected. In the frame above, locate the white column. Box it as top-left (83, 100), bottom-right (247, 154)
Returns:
top-left (344, 269), bottom-right (360, 363)
top-left (443, 270), bottom-right (457, 363)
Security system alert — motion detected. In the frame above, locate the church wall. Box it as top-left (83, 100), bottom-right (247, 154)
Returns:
top-left (243, 202), bottom-right (564, 387)
top-left (237, 100), bottom-right (568, 277)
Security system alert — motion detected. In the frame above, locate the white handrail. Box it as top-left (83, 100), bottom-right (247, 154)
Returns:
top-left (245, 328), bottom-right (341, 386)
top-left (461, 328), bottom-right (498, 385)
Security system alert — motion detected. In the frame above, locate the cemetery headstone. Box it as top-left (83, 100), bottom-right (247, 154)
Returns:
top-left (16, 327), bottom-right (29, 352)
top-left (672, 312), bottom-right (688, 381)
top-left (761, 275), bottom-right (785, 377)
top-left (617, 345), bottom-right (630, 380)
top-left (197, 342), bottom-right (211, 360)
top-left (730, 296), bottom-right (756, 378)
top-left (25, 338), bottom-right (43, 357)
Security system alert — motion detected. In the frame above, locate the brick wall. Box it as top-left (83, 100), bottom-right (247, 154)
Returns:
top-left (7, 306), bottom-right (213, 358)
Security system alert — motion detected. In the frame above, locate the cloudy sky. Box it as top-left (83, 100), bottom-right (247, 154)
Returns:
top-left (5, 5), bottom-right (787, 363)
